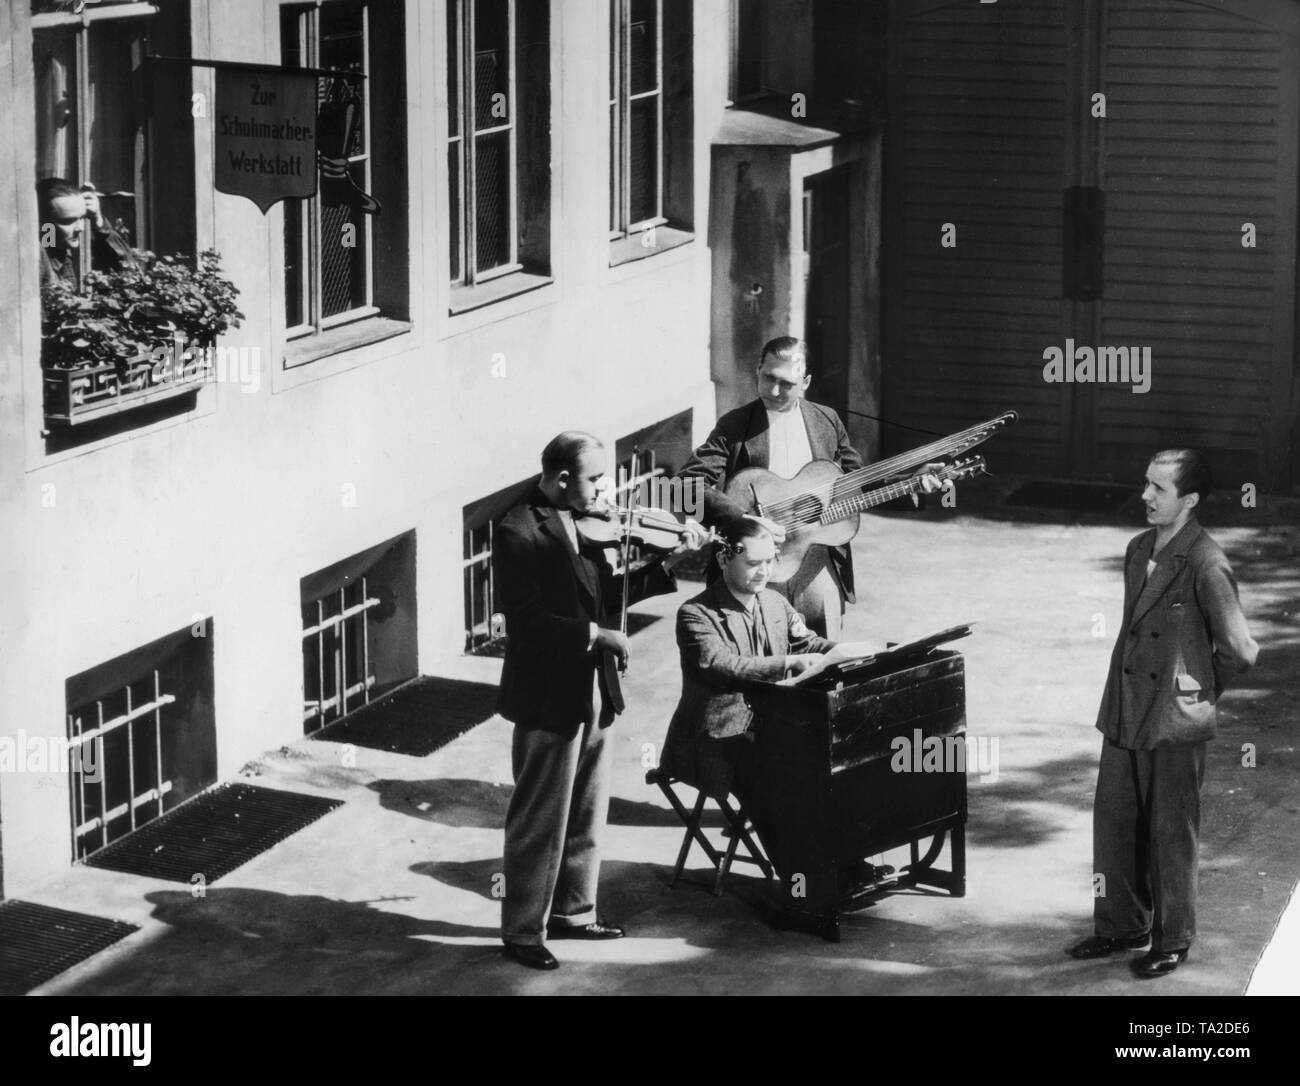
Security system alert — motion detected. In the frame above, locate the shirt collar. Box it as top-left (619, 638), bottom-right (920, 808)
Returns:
top-left (721, 584), bottom-right (760, 615)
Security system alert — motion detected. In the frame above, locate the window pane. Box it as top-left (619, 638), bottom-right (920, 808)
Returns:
top-left (282, 8), bottom-right (307, 326)
top-left (735, 0), bottom-right (762, 97)
top-left (448, 0), bottom-right (461, 137)
top-left (609, 0), bottom-right (618, 101)
top-left (474, 129), bottom-right (511, 271)
top-left (319, 163), bottom-right (369, 317)
top-left (474, 0), bottom-right (510, 131)
top-left (34, 30), bottom-right (78, 183)
top-left (629, 0), bottom-right (657, 95)
top-left (285, 199), bottom-right (307, 328)
top-left (609, 102), bottom-right (619, 233)
top-left (628, 94), bottom-right (657, 224)
top-left (320, 2), bottom-right (367, 158)
top-left (87, 22), bottom-right (140, 246)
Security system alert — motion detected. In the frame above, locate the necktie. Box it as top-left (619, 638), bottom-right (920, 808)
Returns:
top-left (750, 604), bottom-right (770, 656)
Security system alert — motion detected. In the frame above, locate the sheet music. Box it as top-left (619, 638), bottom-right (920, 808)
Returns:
top-left (779, 625), bottom-right (974, 687)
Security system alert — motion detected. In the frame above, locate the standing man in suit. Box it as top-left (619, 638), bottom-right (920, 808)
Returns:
top-left (493, 431), bottom-right (704, 970)
top-left (1069, 449), bottom-right (1258, 978)
top-left (676, 336), bottom-right (938, 639)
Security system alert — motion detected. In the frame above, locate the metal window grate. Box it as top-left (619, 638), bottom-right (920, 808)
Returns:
top-left (312, 675), bottom-right (498, 757)
top-left (82, 781), bottom-right (343, 883)
top-left (0, 900), bottom-right (138, 996)
top-left (302, 575), bottom-right (381, 734)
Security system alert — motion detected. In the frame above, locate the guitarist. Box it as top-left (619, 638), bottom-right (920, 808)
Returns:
top-left (677, 337), bottom-right (939, 638)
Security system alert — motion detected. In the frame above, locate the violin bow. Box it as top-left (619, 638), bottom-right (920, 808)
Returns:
top-left (616, 449), bottom-right (638, 665)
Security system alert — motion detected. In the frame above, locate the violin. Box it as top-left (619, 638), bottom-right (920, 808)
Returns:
top-left (576, 501), bottom-right (713, 554)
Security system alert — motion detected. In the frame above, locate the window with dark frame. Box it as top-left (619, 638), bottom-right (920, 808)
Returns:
top-left (33, 2), bottom-right (156, 277)
top-left (447, 0), bottom-right (551, 298)
top-left (280, 0), bottom-right (408, 345)
top-left (609, 0), bottom-right (692, 263)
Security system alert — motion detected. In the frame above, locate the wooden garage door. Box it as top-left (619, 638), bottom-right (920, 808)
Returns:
top-left (887, 0), bottom-right (1298, 486)
top-left (885, 0), bottom-right (1071, 473)
top-left (1092, 0), bottom-right (1298, 488)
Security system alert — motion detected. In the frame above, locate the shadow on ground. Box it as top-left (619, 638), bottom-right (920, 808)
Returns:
top-left (369, 777), bottom-right (686, 830)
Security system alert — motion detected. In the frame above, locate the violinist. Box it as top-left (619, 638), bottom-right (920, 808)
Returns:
top-left (492, 431), bottom-right (706, 970)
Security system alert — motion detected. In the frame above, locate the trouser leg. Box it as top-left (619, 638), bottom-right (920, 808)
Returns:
top-left (776, 546), bottom-right (844, 639)
top-left (550, 718), bottom-right (613, 927)
top-left (1149, 742), bottom-right (1206, 953)
top-left (501, 723), bottom-right (583, 947)
top-left (1093, 740), bottom-right (1153, 940)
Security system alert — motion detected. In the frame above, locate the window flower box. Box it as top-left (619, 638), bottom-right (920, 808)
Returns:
top-left (42, 333), bottom-right (215, 426)
top-left (41, 249), bottom-right (243, 429)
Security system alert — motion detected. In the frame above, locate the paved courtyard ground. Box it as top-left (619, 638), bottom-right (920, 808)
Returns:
top-left (28, 487), bottom-right (1300, 996)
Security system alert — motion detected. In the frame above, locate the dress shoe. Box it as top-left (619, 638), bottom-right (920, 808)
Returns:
top-left (1133, 948), bottom-right (1188, 978)
top-left (546, 919), bottom-right (625, 940)
top-left (502, 942), bottom-right (559, 970)
top-left (1067, 933), bottom-right (1150, 960)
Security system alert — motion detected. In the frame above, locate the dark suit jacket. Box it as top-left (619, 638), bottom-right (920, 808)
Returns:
top-left (660, 579), bottom-right (835, 797)
top-left (1095, 521), bottom-right (1258, 749)
top-left (39, 220), bottom-right (140, 290)
top-left (493, 487), bottom-right (675, 737)
top-left (675, 398), bottom-right (863, 601)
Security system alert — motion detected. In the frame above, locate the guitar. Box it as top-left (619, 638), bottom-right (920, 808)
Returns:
top-left (725, 456), bottom-right (988, 585)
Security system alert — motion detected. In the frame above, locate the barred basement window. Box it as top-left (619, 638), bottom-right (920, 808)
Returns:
top-left (613, 446), bottom-right (662, 571)
top-left (66, 624), bottom-right (217, 862)
top-left (301, 533), bottom-right (417, 733)
top-left (463, 478), bottom-right (534, 654)
top-left (463, 520), bottom-right (505, 654)
top-left (302, 578), bottom-right (380, 732)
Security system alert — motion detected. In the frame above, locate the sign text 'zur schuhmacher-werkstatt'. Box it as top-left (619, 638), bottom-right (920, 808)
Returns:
top-left (214, 67), bottom-right (318, 213)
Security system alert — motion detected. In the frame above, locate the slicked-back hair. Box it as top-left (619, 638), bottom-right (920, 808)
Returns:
top-left (759, 336), bottom-right (808, 373)
top-left (1150, 448), bottom-right (1211, 504)
top-left (716, 515), bottom-right (774, 559)
top-left (541, 431), bottom-right (603, 479)
top-left (37, 176), bottom-right (80, 210)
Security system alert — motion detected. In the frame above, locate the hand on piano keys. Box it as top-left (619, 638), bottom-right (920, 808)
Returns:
top-left (784, 653), bottom-right (826, 678)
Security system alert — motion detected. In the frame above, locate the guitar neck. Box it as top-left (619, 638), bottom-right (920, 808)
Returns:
top-left (821, 477), bottom-right (924, 525)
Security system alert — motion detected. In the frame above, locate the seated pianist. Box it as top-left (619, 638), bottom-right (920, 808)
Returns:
top-left (660, 516), bottom-right (868, 805)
